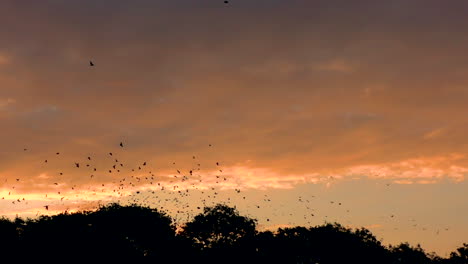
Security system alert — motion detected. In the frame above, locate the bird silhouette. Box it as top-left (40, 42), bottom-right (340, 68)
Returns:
top-left (89, 60), bottom-right (94, 66)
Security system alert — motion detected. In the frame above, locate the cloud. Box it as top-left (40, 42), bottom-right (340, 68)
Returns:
top-left (364, 224), bottom-right (383, 229)
top-left (0, 0), bottom-right (467, 217)
top-left (339, 154), bottom-right (467, 183)
top-left (0, 51), bottom-right (11, 65)
top-left (314, 59), bottom-right (355, 73)
top-left (423, 128), bottom-right (447, 140)
top-left (0, 98), bottom-right (15, 109)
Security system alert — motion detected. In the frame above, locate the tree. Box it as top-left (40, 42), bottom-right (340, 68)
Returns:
top-left (0, 203), bottom-right (465, 263)
top-left (0, 217), bottom-right (19, 259)
top-left (449, 243), bottom-right (468, 264)
top-left (19, 203), bottom-right (176, 262)
top-left (180, 204), bottom-right (257, 250)
top-left (266, 223), bottom-right (390, 264)
top-left (389, 243), bottom-right (432, 264)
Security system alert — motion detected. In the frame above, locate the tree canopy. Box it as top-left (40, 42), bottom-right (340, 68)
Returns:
top-left (180, 204), bottom-right (257, 249)
top-left (0, 203), bottom-right (465, 264)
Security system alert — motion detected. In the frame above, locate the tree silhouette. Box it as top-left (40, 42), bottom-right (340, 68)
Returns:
top-left (389, 243), bottom-right (432, 264)
top-left (268, 223), bottom-right (390, 264)
top-left (0, 217), bottom-right (20, 259)
top-left (88, 203), bottom-right (176, 261)
top-left (0, 203), bottom-right (465, 264)
top-left (179, 204), bottom-right (257, 263)
top-left (448, 243), bottom-right (468, 264)
top-left (19, 203), bottom-right (176, 262)
top-left (180, 204), bottom-right (257, 249)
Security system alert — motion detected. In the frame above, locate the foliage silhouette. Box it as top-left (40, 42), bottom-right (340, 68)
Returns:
top-left (449, 243), bottom-right (468, 264)
top-left (16, 203), bottom-right (177, 262)
top-left (0, 203), bottom-right (465, 264)
top-left (258, 224), bottom-right (390, 264)
top-left (179, 204), bottom-right (258, 263)
top-left (389, 242), bottom-right (432, 264)
top-left (180, 204), bottom-right (257, 249)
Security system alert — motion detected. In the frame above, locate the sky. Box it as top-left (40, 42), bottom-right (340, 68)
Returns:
top-left (1, 0), bottom-right (468, 256)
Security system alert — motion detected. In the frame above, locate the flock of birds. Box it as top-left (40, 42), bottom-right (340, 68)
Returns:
top-left (0, 58), bottom-right (452, 239)
top-left (1, 138), bottom-right (452, 237)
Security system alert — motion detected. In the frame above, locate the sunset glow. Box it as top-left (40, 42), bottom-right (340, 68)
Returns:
top-left (1, 0), bottom-right (467, 256)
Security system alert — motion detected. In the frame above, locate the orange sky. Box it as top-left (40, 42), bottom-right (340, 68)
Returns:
top-left (1, 0), bottom-right (467, 256)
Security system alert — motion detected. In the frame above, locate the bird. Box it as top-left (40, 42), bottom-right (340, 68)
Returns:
top-left (44, 205), bottom-right (49, 210)
top-left (75, 163), bottom-right (80, 168)
top-left (120, 142), bottom-right (123, 147)
top-left (89, 60), bottom-right (94, 66)
top-left (224, 0), bottom-right (229, 3)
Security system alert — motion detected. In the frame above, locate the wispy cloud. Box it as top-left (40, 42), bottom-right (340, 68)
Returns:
top-left (0, 53), bottom-right (10, 65)
top-left (314, 59), bottom-right (356, 73)
top-left (0, 98), bottom-right (15, 109)
top-left (424, 128), bottom-right (447, 140)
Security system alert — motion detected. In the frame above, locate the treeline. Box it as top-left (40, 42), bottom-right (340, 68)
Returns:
top-left (0, 203), bottom-right (466, 263)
